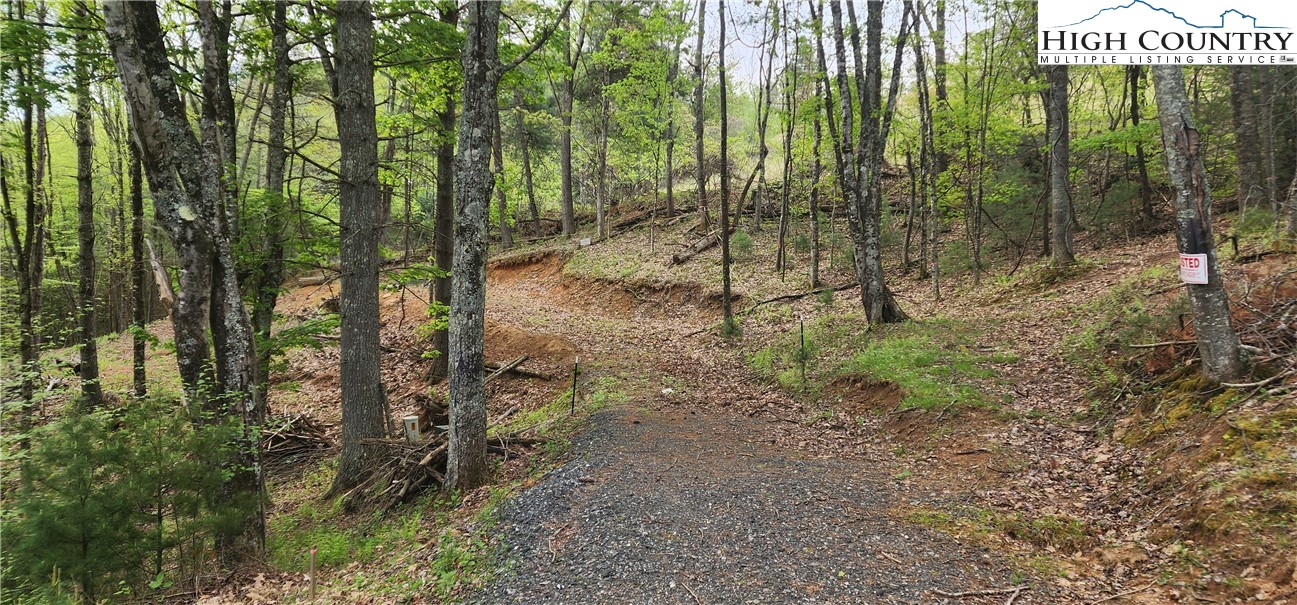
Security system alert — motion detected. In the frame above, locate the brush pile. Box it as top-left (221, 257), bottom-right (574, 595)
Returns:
top-left (262, 413), bottom-right (332, 472)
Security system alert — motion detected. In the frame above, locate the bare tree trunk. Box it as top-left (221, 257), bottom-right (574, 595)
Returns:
top-left (199, 0), bottom-right (263, 562)
top-left (596, 97), bottom-right (610, 238)
top-left (1151, 65), bottom-right (1246, 383)
top-left (559, 7), bottom-right (587, 236)
top-left (1047, 65), bottom-right (1075, 266)
top-left (808, 1), bottom-right (845, 195)
top-left (515, 90), bottom-right (541, 238)
top-left (104, 0), bottom-right (263, 562)
top-left (448, 0), bottom-right (504, 490)
top-left (430, 2), bottom-right (457, 382)
top-left (492, 108), bottom-right (512, 250)
top-left (719, 0), bottom-right (733, 328)
top-left (252, 0), bottom-right (291, 418)
top-left (664, 21), bottom-right (684, 219)
top-left (1229, 66), bottom-right (1263, 212)
top-left (776, 3), bottom-right (795, 276)
top-left (327, 0), bottom-right (389, 497)
top-left (1286, 143), bottom-right (1297, 239)
top-left (903, 146), bottom-right (916, 273)
top-left (1129, 65), bottom-right (1155, 222)
top-left (130, 140), bottom-right (146, 398)
top-left (753, 5), bottom-right (777, 233)
top-left (846, 0), bottom-right (910, 324)
top-left (0, 1), bottom-right (48, 452)
top-left (74, 3), bottom-right (103, 410)
top-left (1258, 67), bottom-right (1278, 212)
top-left (810, 76), bottom-right (823, 289)
top-left (693, 0), bottom-right (710, 232)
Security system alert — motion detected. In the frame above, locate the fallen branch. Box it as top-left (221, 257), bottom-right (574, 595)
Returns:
top-left (670, 231), bottom-right (723, 265)
top-left (486, 355), bottom-right (528, 384)
top-left (934, 586), bottom-right (1027, 599)
top-left (484, 359), bottom-right (554, 381)
top-left (1220, 369), bottom-right (1294, 389)
top-left (1088, 580), bottom-right (1155, 604)
top-left (737, 282), bottom-right (859, 317)
top-left (681, 580), bottom-right (702, 605)
top-left (1128, 340), bottom-right (1197, 350)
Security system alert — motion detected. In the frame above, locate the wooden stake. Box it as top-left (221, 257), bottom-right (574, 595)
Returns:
top-left (571, 356), bottom-right (579, 415)
top-left (309, 547), bottom-right (317, 600)
top-left (799, 316), bottom-right (807, 393)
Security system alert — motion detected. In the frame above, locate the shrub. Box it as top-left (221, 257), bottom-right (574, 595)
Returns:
top-left (3, 395), bottom-right (249, 602)
top-left (731, 230), bottom-right (754, 259)
top-left (792, 233), bottom-right (812, 253)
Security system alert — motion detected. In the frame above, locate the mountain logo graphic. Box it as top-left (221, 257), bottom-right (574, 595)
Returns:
top-left (1056, 1), bottom-right (1287, 29)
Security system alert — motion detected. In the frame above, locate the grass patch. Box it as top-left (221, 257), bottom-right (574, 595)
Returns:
top-left (268, 490), bottom-right (425, 572)
top-left (902, 504), bottom-right (1095, 553)
top-left (751, 314), bottom-right (1016, 411)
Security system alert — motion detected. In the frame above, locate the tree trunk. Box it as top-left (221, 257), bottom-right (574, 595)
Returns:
top-left (1229, 66), bottom-right (1263, 212)
top-left (448, 0), bottom-right (504, 491)
top-left (1151, 65), bottom-right (1246, 383)
top-left (252, 0), bottom-right (291, 418)
top-left (104, 0), bottom-right (263, 562)
top-left (664, 24), bottom-right (684, 219)
top-left (596, 98), bottom-right (610, 238)
top-left (1258, 67), bottom-right (1278, 212)
top-left (198, 1), bottom-right (238, 240)
top-left (1129, 65), bottom-right (1155, 222)
top-left (327, 0), bottom-right (389, 497)
top-left (559, 8), bottom-right (586, 236)
top-left (74, 4), bottom-right (103, 410)
top-left (810, 77), bottom-right (823, 288)
top-left (1047, 65), bottom-right (1075, 266)
top-left (430, 2), bottom-right (458, 382)
top-left (845, 0), bottom-right (909, 325)
top-left (719, 0), bottom-right (733, 328)
top-left (493, 108), bottom-right (511, 250)
top-left (198, 0), bottom-right (263, 563)
top-left (776, 3), bottom-right (796, 278)
top-left (693, 0), bottom-right (710, 232)
top-left (0, 0), bottom-right (49, 452)
top-left (752, 6), bottom-right (777, 232)
top-left (130, 140), bottom-right (147, 398)
top-left (515, 90), bottom-right (541, 238)
top-left (903, 146), bottom-right (916, 272)
top-left (1285, 146), bottom-right (1297, 239)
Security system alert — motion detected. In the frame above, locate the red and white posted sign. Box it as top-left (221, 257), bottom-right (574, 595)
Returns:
top-left (1179, 253), bottom-right (1209, 285)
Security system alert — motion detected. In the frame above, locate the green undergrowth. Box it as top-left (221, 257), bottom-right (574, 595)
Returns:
top-left (902, 504), bottom-right (1095, 553)
top-left (268, 485), bottom-right (425, 573)
top-left (266, 474), bottom-right (513, 602)
top-left (1061, 264), bottom-right (1188, 402)
top-left (262, 377), bottom-right (631, 602)
top-left (750, 314), bottom-right (1018, 411)
top-left (900, 503), bottom-right (1094, 579)
top-left (490, 376), bottom-right (627, 447)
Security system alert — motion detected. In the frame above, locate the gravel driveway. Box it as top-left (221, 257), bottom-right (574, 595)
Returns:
top-left (470, 407), bottom-right (1041, 605)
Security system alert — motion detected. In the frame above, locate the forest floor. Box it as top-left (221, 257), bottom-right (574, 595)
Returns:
top-left (462, 209), bottom-right (1296, 605)
top-left (42, 203), bottom-right (1296, 605)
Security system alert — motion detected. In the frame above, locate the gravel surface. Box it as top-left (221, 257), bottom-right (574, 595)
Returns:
top-left (466, 252), bottom-right (1060, 604)
top-left (470, 408), bottom-right (1040, 605)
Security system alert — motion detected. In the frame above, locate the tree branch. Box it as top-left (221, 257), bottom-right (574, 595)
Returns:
top-left (499, 0), bottom-right (574, 75)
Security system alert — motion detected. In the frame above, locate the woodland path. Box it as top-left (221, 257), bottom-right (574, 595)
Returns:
top-left (466, 256), bottom-right (1046, 605)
